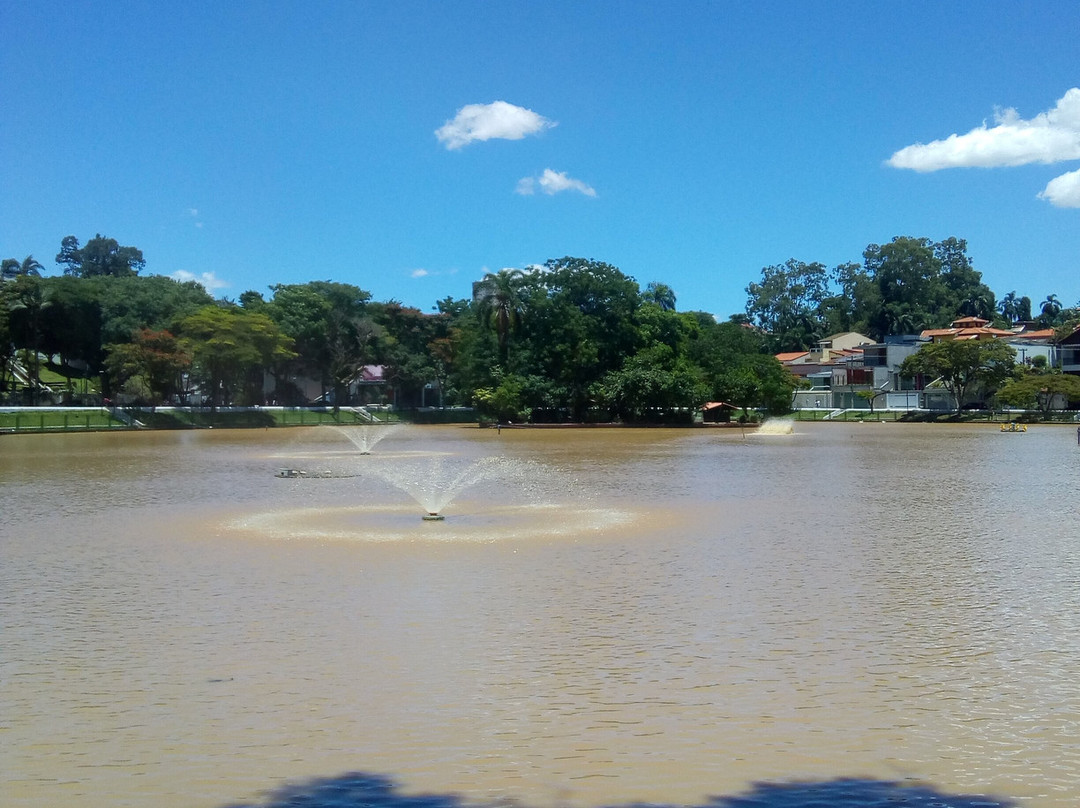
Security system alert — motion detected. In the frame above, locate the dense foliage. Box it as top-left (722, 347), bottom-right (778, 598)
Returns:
top-left (2, 232), bottom-right (1077, 419)
top-left (744, 236), bottom-right (1079, 350)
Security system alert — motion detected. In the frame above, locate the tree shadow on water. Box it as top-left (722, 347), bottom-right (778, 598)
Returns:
top-left (220, 771), bottom-right (1017, 808)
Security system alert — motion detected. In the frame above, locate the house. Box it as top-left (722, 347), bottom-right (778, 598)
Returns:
top-left (920, 316), bottom-right (1015, 342)
top-left (817, 331), bottom-right (875, 357)
top-left (700, 401), bottom-right (738, 422)
top-left (267, 364), bottom-right (390, 406)
top-left (780, 332), bottom-right (879, 410)
top-left (1059, 324), bottom-right (1080, 376)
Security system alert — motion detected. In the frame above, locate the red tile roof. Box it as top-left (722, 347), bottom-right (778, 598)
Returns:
top-left (775, 351), bottom-right (810, 363)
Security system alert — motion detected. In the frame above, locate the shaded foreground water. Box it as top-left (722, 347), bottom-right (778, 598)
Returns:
top-left (2, 423), bottom-right (1078, 808)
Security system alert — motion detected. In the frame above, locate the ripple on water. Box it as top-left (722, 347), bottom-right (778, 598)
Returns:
top-left (229, 502), bottom-right (636, 542)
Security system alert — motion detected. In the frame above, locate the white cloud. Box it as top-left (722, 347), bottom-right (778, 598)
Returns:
top-left (171, 270), bottom-right (229, 291)
top-left (887, 87), bottom-right (1080, 171)
top-left (436, 101), bottom-right (555, 150)
top-left (516, 168), bottom-right (596, 197)
top-left (411, 268), bottom-right (429, 278)
top-left (1038, 168), bottom-right (1080, 208)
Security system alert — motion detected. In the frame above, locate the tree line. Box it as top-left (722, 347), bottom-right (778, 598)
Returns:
top-left (743, 236), bottom-right (1079, 351)
top-left (1, 236), bottom-right (797, 420)
top-left (3, 233), bottom-right (1077, 420)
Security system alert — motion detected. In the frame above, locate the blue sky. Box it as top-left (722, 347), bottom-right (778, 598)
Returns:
top-left (2, 1), bottom-right (1078, 318)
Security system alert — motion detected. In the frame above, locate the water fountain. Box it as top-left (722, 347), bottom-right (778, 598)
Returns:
top-left (756, 417), bottom-right (795, 435)
top-left (327, 422), bottom-right (402, 454)
top-left (257, 438), bottom-right (632, 540)
top-left (363, 454), bottom-right (543, 521)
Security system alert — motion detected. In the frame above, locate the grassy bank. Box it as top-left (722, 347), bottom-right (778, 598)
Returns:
top-left (0, 406), bottom-right (412, 434)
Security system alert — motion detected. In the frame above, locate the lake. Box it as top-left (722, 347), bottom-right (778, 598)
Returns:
top-left (2, 422), bottom-right (1078, 808)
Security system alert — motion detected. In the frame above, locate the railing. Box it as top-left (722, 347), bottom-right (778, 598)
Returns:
top-left (0, 407), bottom-right (128, 433)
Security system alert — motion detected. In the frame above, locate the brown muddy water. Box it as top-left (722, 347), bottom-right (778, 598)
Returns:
top-left (2, 422), bottom-right (1078, 808)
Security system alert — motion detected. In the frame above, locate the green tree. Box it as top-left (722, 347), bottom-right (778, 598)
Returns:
top-left (900, 338), bottom-right (1016, 412)
top-left (998, 291), bottom-right (1021, 324)
top-left (264, 281), bottom-right (375, 405)
top-left (96, 275), bottom-right (214, 345)
top-left (473, 372), bottom-right (529, 423)
top-left (591, 345), bottom-right (707, 422)
top-left (56, 235), bottom-right (145, 277)
top-left (1017, 296), bottom-right (1033, 322)
top-left (104, 328), bottom-right (191, 408)
top-left (1038, 294), bottom-right (1063, 327)
top-left (687, 315), bottom-right (798, 414)
top-left (0, 281), bottom-right (17, 395)
top-left (474, 268), bottom-right (527, 363)
top-left (6, 275), bottom-right (53, 403)
top-left (520, 257), bottom-right (643, 419)
top-left (859, 236), bottom-right (993, 339)
top-left (178, 305), bottom-right (295, 408)
top-left (863, 237), bottom-right (946, 338)
top-left (936, 237), bottom-right (996, 320)
top-left (997, 362), bottom-right (1080, 417)
top-left (1, 255), bottom-right (44, 280)
top-left (745, 259), bottom-right (830, 351)
top-left (643, 281), bottom-right (677, 311)
top-left (39, 275), bottom-right (106, 400)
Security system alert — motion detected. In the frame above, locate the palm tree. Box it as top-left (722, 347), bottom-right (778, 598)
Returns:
top-left (998, 291), bottom-right (1019, 324)
top-left (1, 255), bottom-right (43, 281)
top-left (958, 289), bottom-right (995, 321)
top-left (1039, 294), bottom-right (1062, 326)
top-left (644, 282), bottom-right (676, 311)
top-left (7, 275), bottom-right (51, 404)
top-left (474, 268), bottom-right (526, 362)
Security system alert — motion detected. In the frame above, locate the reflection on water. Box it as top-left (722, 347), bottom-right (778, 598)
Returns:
top-left (1, 424), bottom-right (1078, 808)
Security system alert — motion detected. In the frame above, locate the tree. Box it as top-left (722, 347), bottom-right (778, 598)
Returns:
top-left (858, 236), bottom-right (994, 339)
top-left (0, 281), bottom-right (18, 395)
top-left (900, 338), bottom-right (1016, 412)
top-left (1, 255), bottom-right (44, 280)
top-left (1017, 296), bottom-right (1033, 322)
top-left (474, 268), bottom-right (527, 363)
top-left (643, 281), bottom-right (677, 311)
top-left (1038, 294), bottom-right (1063, 327)
top-left (863, 237), bottom-right (945, 338)
top-left (264, 281), bottom-right (375, 405)
top-left (56, 234), bottom-right (145, 277)
top-left (325, 308), bottom-right (379, 411)
top-left (999, 374), bottom-right (1080, 416)
top-left (521, 257), bottom-right (643, 419)
top-left (856, 389), bottom-right (883, 415)
top-left (591, 345), bottom-right (707, 422)
top-left (745, 259), bottom-right (830, 350)
top-left (473, 372), bottom-right (529, 423)
top-left (39, 275), bottom-right (106, 400)
top-left (6, 275), bottom-right (52, 404)
top-left (104, 328), bottom-right (191, 408)
top-left (687, 316), bottom-right (799, 415)
top-left (998, 291), bottom-right (1021, 324)
top-left (178, 305), bottom-right (295, 408)
top-left (937, 236), bottom-right (996, 320)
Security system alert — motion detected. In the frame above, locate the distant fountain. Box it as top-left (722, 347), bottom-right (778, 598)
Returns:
top-left (328, 423), bottom-right (402, 454)
top-left (250, 447), bottom-right (631, 540)
top-left (263, 426), bottom-right (632, 535)
top-left (756, 417), bottom-right (795, 435)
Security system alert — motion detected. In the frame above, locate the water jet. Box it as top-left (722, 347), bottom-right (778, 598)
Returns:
top-left (327, 423), bottom-right (402, 454)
